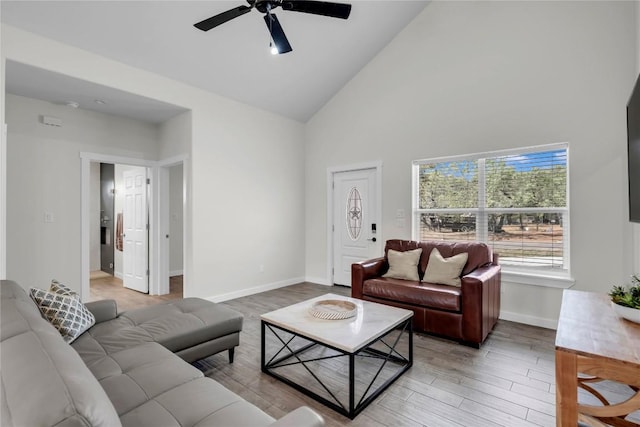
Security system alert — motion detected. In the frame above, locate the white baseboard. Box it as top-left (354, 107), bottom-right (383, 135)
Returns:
top-left (304, 276), bottom-right (332, 286)
top-left (205, 277), bottom-right (306, 303)
top-left (169, 269), bottom-right (183, 277)
top-left (114, 271), bottom-right (123, 280)
top-left (500, 310), bottom-right (558, 330)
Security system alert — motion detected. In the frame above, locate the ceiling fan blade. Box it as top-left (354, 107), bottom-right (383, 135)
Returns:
top-left (194, 5), bottom-right (252, 31)
top-left (264, 13), bottom-right (293, 54)
top-left (281, 1), bottom-right (351, 19)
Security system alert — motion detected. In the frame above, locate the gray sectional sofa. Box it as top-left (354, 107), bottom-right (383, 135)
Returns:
top-left (0, 280), bottom-right (324, 427)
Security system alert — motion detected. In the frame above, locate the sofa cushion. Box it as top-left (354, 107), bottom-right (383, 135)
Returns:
top-left (1, 280), bottom-right (121, 427)
top-left (29, 286), bottom-right (95, 343)
top-left (77, 298), bottom-right (243, 357)
top-left (382, 248), bottom-right (422, 281)
top-left (119, 378), bottom-right (274, 427)
top-left (363, 277), bottom-right (461, 312)
top-left (92, 343), bottom-right (204, 415)
top-left (422, 248), bottom-right (468, 287)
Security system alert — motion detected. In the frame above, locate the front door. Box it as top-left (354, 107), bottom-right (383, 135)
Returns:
top-left (332, 168), bottom-right (380, 286)
top-left (122, 168), bottom-right (149, 293)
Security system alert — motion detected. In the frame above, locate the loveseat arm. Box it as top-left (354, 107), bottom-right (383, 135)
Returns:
top-left (268, 406), bottom-right (325, 427)
top-left (460, 263), bottom-right (501, 346)
top-left (463, 263), bottom-right (501, 284)
top-left (84, 299), bottom-right (118, 324)
top-left (351, 256), bottom-right (386, 299)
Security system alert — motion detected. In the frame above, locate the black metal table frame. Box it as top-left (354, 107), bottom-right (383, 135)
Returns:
top-left (260, 317), bottom-right (413, 419)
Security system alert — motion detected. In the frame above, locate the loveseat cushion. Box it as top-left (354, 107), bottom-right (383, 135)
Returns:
top-left (385, 239), bottom-right (492, 278)
top-left (383, 248), bottom-right (422, 280)
top-left (422, 248), bottom-right (468, 286)
top-left (363, 277), bottom-right (461, 312)
top-left (119, 378), bottom-right (275, 427)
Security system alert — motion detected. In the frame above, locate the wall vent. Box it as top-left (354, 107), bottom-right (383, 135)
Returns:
top-left (40, 115), bottom-right (62, 127)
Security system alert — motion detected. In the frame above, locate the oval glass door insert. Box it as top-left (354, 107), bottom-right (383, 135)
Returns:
top-left (346, 187), bottom-right (363, 240)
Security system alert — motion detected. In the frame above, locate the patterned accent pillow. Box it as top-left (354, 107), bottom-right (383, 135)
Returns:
top-left (50, 279), bottom-right (76, 296)
top-left (29, 287), bottom-right (95, 343)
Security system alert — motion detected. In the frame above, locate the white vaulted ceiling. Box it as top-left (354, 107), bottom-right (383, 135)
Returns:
top-left (2, 1), bottom-right (428, 122)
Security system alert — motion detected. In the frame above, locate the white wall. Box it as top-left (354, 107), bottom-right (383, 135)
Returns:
top-left (89, 162), bottom-right (100, 271)
top-left (637, 1), bottom-right (640, 73)
top-left (190, 106), bottom-right (305, 299)
top-left (159, 111), bottom-right (191, 160)
top-left (2, 25), bottom-right (305, 299)
top-left (5, 94), bottom-right (160, 290)
top-left (0, 58), bottom-right (6, 280)
top-left (305, 1), bottom-right (637, 328)
top-left (634, 1), bottom-right (640, 274)
top-left (169, 163), bottom-right (183, 275)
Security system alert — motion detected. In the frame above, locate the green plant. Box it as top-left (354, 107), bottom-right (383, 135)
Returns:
top-left (609, 275), bottom-right (640, 309)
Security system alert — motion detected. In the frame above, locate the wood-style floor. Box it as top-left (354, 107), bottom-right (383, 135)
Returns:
top-left (191, 283), bottom-right (561, 426)
top-left (96, 280), bottom-right (640, 426)
top-left (88, 271), bottom-right (182, 312)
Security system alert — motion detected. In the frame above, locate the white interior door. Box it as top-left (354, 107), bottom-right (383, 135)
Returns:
top-left (332, 168), bottom-right (380, 286)
top-left (123, 168), bottom-right (149, 293)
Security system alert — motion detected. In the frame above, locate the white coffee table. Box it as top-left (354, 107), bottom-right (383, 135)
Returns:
top-left (260, 293), bottom-right (413, 419)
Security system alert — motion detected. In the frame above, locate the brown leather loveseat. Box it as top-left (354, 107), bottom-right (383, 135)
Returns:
top-left (351, 239), bottom-right (501, 347)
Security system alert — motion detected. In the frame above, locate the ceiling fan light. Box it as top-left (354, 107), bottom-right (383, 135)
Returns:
top-left (269, 40), bottom-right (280, 55)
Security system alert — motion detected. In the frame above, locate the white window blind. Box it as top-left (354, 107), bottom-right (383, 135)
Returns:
top-left (413, 143), bottom-right (569, 275)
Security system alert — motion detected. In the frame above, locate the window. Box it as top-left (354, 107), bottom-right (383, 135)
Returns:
top-left (412, 143), bottom-right (569, 277)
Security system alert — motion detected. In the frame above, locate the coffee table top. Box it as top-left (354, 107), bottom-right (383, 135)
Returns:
top-left (260, 293), bottom-right (413, 353)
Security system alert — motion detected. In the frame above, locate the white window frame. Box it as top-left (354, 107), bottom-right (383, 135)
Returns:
top-left (412, 143), bottom-right (574, 289)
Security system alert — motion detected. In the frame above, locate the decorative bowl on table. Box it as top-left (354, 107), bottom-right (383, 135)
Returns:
top-left (611, 302), bottom-right (640, 324)
top-left (309, 299), bottom-right (357, 320)
top-left (609, 277), bottom-right (640, 324)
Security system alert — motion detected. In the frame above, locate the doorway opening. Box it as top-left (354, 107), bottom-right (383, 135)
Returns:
top-left (167, 163), bottom-right (185, 297)
top-left (83, 154), bottom-right (186, 310)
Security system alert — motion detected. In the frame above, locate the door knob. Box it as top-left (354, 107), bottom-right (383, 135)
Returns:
top-left (368, 237), bottom-right (377, 242)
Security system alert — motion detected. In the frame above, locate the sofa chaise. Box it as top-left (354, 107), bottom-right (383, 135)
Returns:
top-left (0, 279), bottom-right (324, 427)
top-left (352, 239), bottom-right (501, 347)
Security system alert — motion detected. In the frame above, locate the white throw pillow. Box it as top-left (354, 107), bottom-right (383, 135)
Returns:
top-left (29, 286), bottom-right (95, 343)
top-left (422, 248), bottom-right (468, 287)
top-left (383, 248), bottom-right (422, 281)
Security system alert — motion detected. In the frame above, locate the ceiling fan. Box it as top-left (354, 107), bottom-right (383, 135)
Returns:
top-left (194, 0), bottom-right (352, 55)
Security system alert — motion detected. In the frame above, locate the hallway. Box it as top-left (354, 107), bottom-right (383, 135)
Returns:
top-left (89, 271), bottom-right (182, 312)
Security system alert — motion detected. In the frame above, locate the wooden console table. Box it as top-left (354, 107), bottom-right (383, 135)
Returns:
top-left (555, 290), bottom-right (640, 426)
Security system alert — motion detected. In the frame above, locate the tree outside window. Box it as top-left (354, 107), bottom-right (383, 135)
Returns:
top-left (413, 144), bottom-right (568, 274)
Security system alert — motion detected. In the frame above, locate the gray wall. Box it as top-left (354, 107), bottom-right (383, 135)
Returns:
top-left (305, 1), bottom-right (637, 327)
top-left (5, 94), bottom-right (159, 289)
top-left (3, 25), bottom-right (305, 299)
top-left (89, 162), bottom-right (100, 271)
top-left (169, 163), bottom-right (183, 275)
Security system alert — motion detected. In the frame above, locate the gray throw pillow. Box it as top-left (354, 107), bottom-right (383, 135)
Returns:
top-left (29, 286), bottom-right (95, 344)
top-left (383, 248), bottom-right (423, 281)
top-left (422, 248), bottom-right (468, 287)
